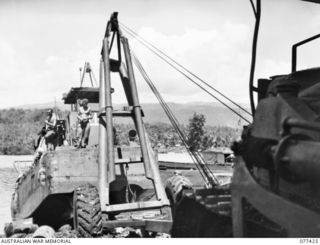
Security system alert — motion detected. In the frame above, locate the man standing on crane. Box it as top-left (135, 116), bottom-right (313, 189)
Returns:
top-left (77, 98), bottom-right (92, 148)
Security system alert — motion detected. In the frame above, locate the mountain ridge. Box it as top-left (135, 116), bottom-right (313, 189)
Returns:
top-left (7, 101), bottom-right (250, 127)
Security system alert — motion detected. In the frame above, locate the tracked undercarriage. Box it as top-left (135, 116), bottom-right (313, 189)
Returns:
top-left (167, 0), bottom-right (320, 237)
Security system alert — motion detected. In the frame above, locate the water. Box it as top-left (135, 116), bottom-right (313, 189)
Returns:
top-left (0, 155), bottom-right (33, 235)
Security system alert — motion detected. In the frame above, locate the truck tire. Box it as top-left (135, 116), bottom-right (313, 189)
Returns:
top-left (73, 184), bottom-right (102, 237)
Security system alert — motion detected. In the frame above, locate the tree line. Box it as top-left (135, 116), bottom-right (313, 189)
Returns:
top-left (0, 109), bottom-right (240, 155)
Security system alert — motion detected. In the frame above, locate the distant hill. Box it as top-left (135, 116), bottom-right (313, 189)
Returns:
top-left (142, 103), bottom-right (250, 128)
top-left (15, 101), bottom-right (69, 110)
top-left (12, 102), bottom-right (250, 127)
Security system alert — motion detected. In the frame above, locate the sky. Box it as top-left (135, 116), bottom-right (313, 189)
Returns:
top-left (0, 0), bottom-right (319, 109)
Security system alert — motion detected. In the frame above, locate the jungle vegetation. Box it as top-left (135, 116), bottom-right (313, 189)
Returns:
top-left (0, 109), bottom-right (240, 155)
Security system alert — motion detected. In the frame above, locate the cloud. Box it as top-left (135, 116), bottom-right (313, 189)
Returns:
top-left (0, 0), bottom-right (319, 109)
top-left (129, 21), bottom-right (251, 104)
top-left (45, 56), bottom-right (59, 65)
top-left (257, 59), bottom-right (291, 78)
top-left (0, 20), bottom-right (254, 108)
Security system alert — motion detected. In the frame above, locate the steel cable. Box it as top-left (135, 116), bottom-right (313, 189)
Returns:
top-left (120, 25), bottom-right (250, 124)
top-left (120, 22), bottom-right (252, 118)
top-left (132, 50), bottom-right (219, 187)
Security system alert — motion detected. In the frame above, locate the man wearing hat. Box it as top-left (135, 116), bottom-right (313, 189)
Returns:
top-left (44, 108), bottom-right (57, 150)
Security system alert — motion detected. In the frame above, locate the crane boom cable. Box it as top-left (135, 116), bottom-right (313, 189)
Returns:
top-left (134, 57), bottom-right (218, 187)
top-left (132, 54), bottom-right (207, 183)
top-left (132, 50), bottom-right (219, 187)
top-left (134, 57), bottom-right (213, 186)
top-left (120, 22), bottom-right (252, 117)
top-left (120, 25), bottom-right (250, 124)
top-left (91, 70), bottom-right (98, 86)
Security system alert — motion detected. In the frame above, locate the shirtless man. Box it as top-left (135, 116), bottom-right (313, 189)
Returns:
top-left (44, 109), bottom-right (57, 151)
top-left (77, 99), bottom-right (92, 148)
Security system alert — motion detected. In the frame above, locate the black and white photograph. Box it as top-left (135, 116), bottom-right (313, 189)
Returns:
top-left (0, 0), bottom-right (319, 241)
